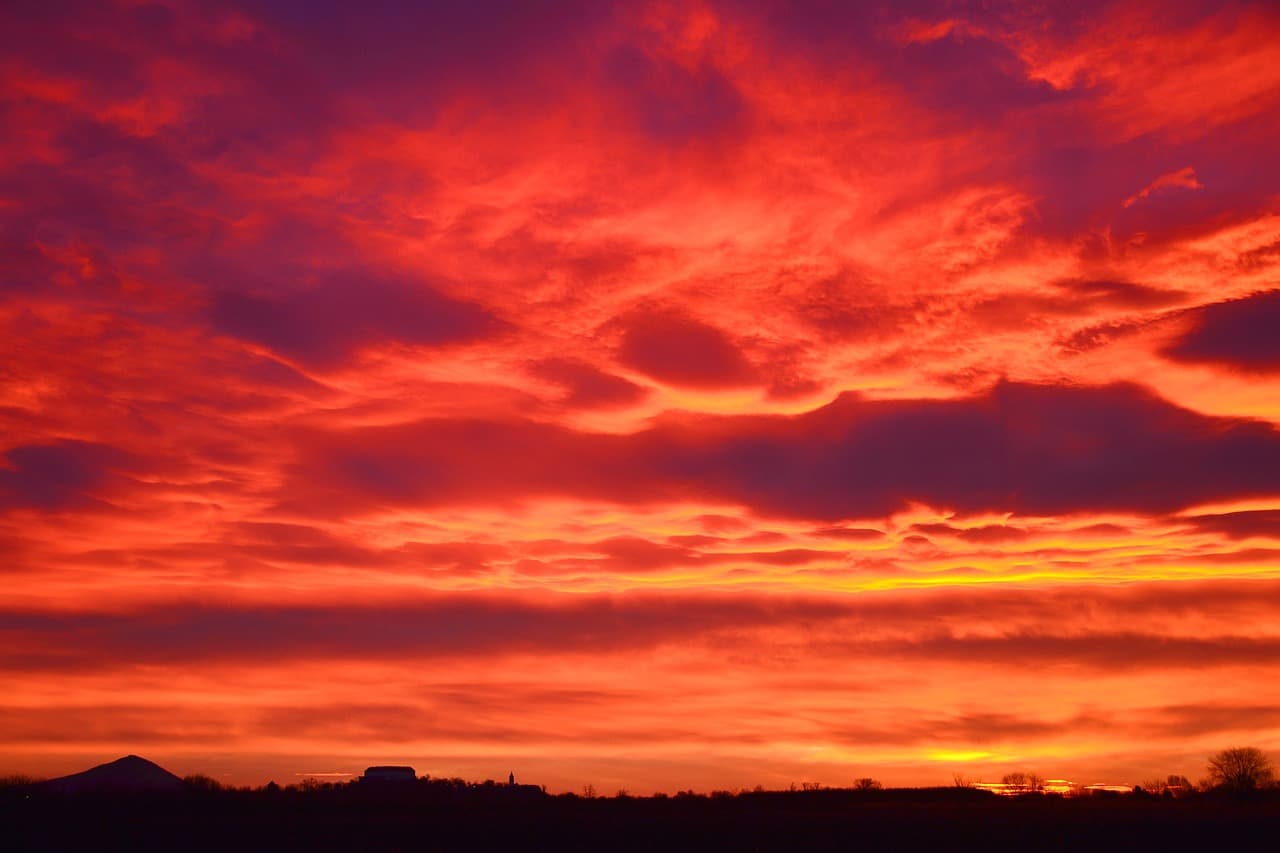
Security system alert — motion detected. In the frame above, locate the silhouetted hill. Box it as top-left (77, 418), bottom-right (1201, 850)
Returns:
top-left (42, 755), bottom-right (184, 794)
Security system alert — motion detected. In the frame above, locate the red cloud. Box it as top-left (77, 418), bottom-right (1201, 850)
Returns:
top-left (1162, 290), bottom-right (1280, 373)
top-left (529, 358), bottom-right (649, 409)
top-left (1121, 166), bottom-right (1203, 208)
top-left (284, 381), bottom-right (1280, 519)
top-left (613, 308), bottom-right (758, 389)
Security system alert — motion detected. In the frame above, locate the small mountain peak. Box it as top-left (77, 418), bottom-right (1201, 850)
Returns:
top-left (44, 754), bottom-right (184, 793)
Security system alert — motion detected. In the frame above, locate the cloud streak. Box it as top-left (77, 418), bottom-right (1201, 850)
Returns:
top-left (284, 381), bottom-right (1280, 519)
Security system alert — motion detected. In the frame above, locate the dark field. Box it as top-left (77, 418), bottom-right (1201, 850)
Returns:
top-left (5, 784), bottom-right (1280, 851)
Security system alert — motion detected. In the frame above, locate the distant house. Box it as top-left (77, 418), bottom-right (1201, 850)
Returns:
top-left (361, 766), bottom-right (416, 783)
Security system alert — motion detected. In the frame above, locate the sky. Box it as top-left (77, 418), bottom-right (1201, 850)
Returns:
top-left (2, 0), bottom-right (1280, 793)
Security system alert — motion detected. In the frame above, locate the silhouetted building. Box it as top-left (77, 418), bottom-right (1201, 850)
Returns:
top-left (362, 765), bottom-right (416, 783)
top-left (509, 771), bottom-right (515, 786)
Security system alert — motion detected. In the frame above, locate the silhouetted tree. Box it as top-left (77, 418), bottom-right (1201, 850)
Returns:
top-left (0, 775), bottom-right (41, 788)
top-left (1139, 774), bottom-right (1195, 796)
top-left (1001, 772), bottom-right (1044, 793)
top-left (183, 774), bottom-right (223, 792)
top-left (1207, 747), bottom-right (1274, 792)
top-left (853, 777), bottom-right (882, 791)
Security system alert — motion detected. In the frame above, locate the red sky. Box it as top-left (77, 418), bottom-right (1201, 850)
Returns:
top-left (3, 0), bottom-right (1280, 792)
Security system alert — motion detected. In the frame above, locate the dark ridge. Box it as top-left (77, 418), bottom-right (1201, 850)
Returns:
top-left (41, 755), bottom-right (184, 794)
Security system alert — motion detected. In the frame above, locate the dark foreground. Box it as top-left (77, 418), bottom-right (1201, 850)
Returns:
top-left (5, 785), bottom-right (1280, 852)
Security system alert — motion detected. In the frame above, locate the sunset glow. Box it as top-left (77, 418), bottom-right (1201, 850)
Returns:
top-left (3, 0), bottom-right (1280, 792)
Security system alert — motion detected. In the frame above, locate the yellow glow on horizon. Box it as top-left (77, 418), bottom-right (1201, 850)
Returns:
top-left (926, 750), bottom-right (1004, 763)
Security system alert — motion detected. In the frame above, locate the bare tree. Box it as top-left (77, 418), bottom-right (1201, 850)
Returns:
top-left (1141, 774), bottom-right (1195, 796)
top-left (183, 774), bottom-right (224, 792)
top-left (0, 775), bottom-right (42, 787)
top-left (1001, 771), bottom-right (1045, 793)
top-left (1207, 747), bottom-right (1275, 792)
top-left (853, 777), bottom-right (882, 791)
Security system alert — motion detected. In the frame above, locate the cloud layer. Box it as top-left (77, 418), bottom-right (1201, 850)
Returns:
top-left (3, 0), bottom-right (1280, 791)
